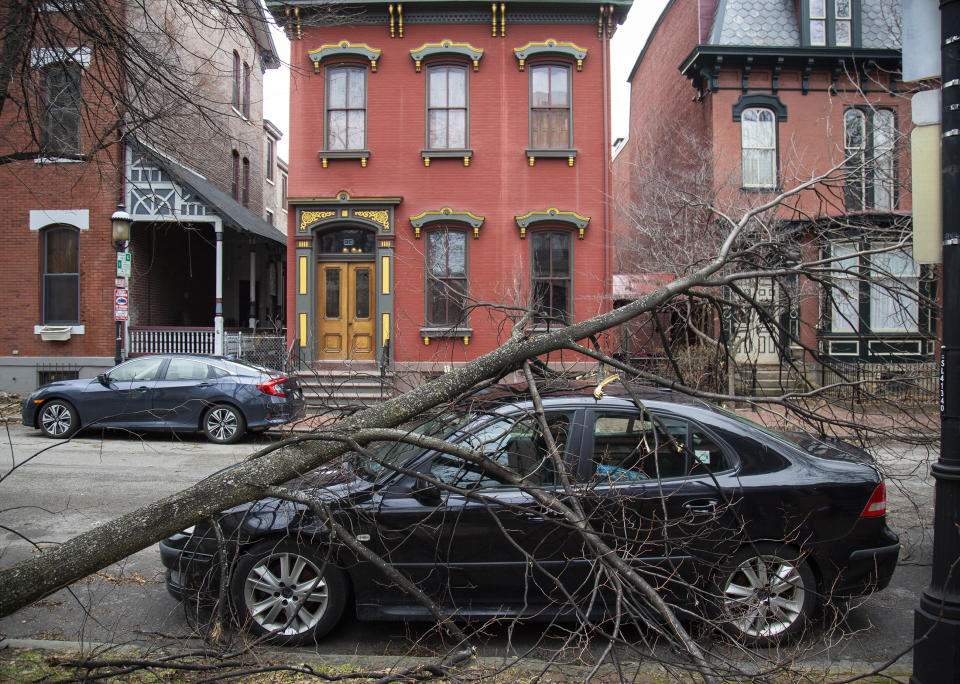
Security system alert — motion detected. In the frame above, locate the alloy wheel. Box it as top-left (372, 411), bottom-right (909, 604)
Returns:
top-left (721, 554), bottom-right (806, 638)
top-left (41, 403), bottom-right (73, 436)
top-left (242, 552), bottom-right (330, 636)
top-left (205, 408), bottom-right (238, 442)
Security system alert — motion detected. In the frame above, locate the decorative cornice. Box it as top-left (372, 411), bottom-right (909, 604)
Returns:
top-left (409, 207), bottom-right (485, 238)
top-left (679, 46), bottom-right (901, 98)
top-left (513, 39), bottom-right (588, 71)
top-left (410, 40), bottom-right (484, 71)
top-left (515, 207), bottom-right (590, 239)
top-left (308, 40), bottom-right (382, 72)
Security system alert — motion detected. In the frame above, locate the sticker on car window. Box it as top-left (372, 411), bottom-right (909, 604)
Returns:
top-left (695, 449), bottom-right (711, 464)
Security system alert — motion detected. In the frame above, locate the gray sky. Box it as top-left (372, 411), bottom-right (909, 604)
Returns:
top-left (262, 1), bottom-right (667, 160)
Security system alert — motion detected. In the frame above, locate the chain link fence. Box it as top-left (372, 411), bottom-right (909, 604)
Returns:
top-left (223, 331), bottom-right (289, 371)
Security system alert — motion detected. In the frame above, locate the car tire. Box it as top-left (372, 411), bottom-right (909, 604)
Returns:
top-left (202, 404), bottom-right (246, 444)
top-left (38, 400), bottom-right (80, 439)
top-left (230, 539), bottom-right (348, 646)
top-left (712, 544), bottom-right (818, 646)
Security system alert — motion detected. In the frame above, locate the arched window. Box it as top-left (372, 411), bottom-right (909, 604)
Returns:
top-left (242, 156), bottom-right (250, 207)
top-left (425, 228), bottom-right (468, 326)
top-left (844, 108), bottom-right (895, 211)
top-left (741, 108), bottom-right (777, 189)
top-left (232, 150), bottom-right (240, 200)
top-left (232, 51), bottom-right (241, 110)
top-left (242, 61), bottom-right (250, 118)
top-left (42, 226), bottom-right (80, 324)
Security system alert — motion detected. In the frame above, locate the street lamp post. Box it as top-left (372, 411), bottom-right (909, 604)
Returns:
top-left (911, 1), bottom-right (960, 682)
top-left (110, 207), bottom-right (130, 367)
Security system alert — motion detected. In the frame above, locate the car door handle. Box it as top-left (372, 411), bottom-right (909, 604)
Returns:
top-left (135, 385), bottom-right (151, 393)
top-left (683, 500), bottom-right (718, 516)
top-left (195, 382), bottom-right (212, 388)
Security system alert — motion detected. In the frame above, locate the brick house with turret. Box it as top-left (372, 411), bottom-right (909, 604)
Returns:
top-left (612, 0), bottom-right (935, 393)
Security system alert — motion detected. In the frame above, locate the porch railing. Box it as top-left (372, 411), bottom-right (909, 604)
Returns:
top-left (129, 327), bottom-right (215, 356)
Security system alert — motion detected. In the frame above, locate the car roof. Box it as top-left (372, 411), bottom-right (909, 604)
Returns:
top-left (456, 380), bottom-right (715, 415)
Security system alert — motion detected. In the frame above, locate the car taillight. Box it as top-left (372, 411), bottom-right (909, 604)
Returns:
top-left (860, 481), bottom-right (886, 518)
top-left (257, 377), bottom-right (287, 397)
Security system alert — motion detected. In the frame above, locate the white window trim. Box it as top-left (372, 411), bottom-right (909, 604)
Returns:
top-left (31, 47), bottom-right (91, 68)
top-left (30, 209), bottom-right (89, 231)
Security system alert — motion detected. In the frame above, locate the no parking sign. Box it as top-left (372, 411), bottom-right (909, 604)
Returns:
top-left (114, 288), bottom-right (129, 321)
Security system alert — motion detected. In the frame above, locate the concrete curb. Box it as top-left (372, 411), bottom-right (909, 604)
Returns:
top-left (0, 636), bottom-right (914, 679)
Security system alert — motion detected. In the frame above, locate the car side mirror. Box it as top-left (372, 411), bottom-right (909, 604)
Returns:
top-left (96, 373), bottom-right (110, 386)
top-left (412, 478), bottom-right (442, 506)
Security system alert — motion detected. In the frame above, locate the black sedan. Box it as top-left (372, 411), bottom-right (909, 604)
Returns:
top-left (22, 354), bottom-right (305, 444)
top-left (160, 385), bottom-right (899, 645)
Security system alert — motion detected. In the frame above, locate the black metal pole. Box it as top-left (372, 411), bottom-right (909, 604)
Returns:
top-left (911, 2), bottom-right (960, 681)
top-left (114, 245), bottom-right (123, 367)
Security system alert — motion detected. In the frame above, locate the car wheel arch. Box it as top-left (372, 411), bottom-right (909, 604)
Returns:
top-left (36, 396), bottom-right (83, 426)
top-left (710, 541), bottom-right (822, 645)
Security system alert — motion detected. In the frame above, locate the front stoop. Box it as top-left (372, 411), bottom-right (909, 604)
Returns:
top-left (296, 361), bottom-right (395, 415)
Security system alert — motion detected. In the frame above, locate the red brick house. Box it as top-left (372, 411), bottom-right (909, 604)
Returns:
top-left (267, 0), bottom-right (630, 383)
top-left (0, 0), bottom-right (285, 394)
top-left (612, 0), bottom-right (932, 390)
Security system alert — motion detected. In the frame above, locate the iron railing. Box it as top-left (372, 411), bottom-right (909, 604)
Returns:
top-left (129, 327), bottom-right (215, 355)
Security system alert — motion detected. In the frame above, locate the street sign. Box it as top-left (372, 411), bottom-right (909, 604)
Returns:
top-left (115, 277), bottom-right (127, 288)
top-left (114, 288), bottom-right (128, 321)
top-left (116, 252), bottom-right (132, 278)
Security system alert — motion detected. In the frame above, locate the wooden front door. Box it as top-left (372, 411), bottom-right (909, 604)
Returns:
top-left (318, 262), bottom-right (375, 361)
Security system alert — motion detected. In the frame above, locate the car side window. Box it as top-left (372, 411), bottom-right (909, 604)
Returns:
top-left (109, 357), bottom-right (165, 382)
top-left (164, 359), bottom-right (212, 381)
top-left (430, 412), bottom-right (572, 489)
top-left (208, 364), bottom-right (231, 378)
top-left (592, 412), bottom-right (727, 482)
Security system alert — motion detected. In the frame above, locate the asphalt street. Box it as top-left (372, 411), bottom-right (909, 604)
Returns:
top-left (0, 422), bottom-right (935, 676)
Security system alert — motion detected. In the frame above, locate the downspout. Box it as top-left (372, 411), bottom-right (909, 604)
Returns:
top-left (602, 5), bottom-right (612, 316)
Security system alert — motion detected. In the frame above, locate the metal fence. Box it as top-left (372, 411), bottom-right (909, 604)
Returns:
top-left (223, 331), bottom-right (288, 370)
top-left (819, 360), bottom-right (938, 402)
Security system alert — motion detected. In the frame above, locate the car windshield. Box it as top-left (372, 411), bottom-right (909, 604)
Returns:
top-left (357, 410), bottom-right (472, 481)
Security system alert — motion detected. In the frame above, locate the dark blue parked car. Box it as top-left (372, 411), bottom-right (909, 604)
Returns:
top-left (22, 354), bottom-right (305, 444)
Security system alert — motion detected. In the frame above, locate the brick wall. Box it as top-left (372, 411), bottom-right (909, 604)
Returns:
top-left (286, 18), bottom-right (615, 363)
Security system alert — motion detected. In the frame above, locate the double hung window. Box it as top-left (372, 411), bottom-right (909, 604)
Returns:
top-left (426, 229), bottom-right (468, 327)
top-left (531, 230), bottom-right (571, 325)
top-left (529, 65), bottom-right (571, 149)
top-left (844, 108), bottom-right (895, 211)
top-left (42, 226), bottom-right (80, 324)
top-left (326, 66), bottom-right (366, 151)
top-left (829, 242), bottom-right (919, 334)
top-left (808, 0), bottom-right (854, 47)
top-left (427, 65), bottom-right (467, 150)
top-left (42, 62), bottom-right (82, 157)
top-left (741, 108), bottom-right (777, 189)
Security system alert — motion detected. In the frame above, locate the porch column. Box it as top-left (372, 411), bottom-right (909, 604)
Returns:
top-left (249, 245), bottom-right (257, 328)
top-left (214, 223), bottom-right (224, 355)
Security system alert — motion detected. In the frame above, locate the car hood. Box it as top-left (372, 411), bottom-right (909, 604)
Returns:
top-left (210, 461), bottom-right (373, 536)
top-left (34, 378), bottom-right (95, 393)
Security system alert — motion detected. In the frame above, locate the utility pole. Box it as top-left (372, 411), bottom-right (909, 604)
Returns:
top-left (911, 1), bottom-right (960, 681)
